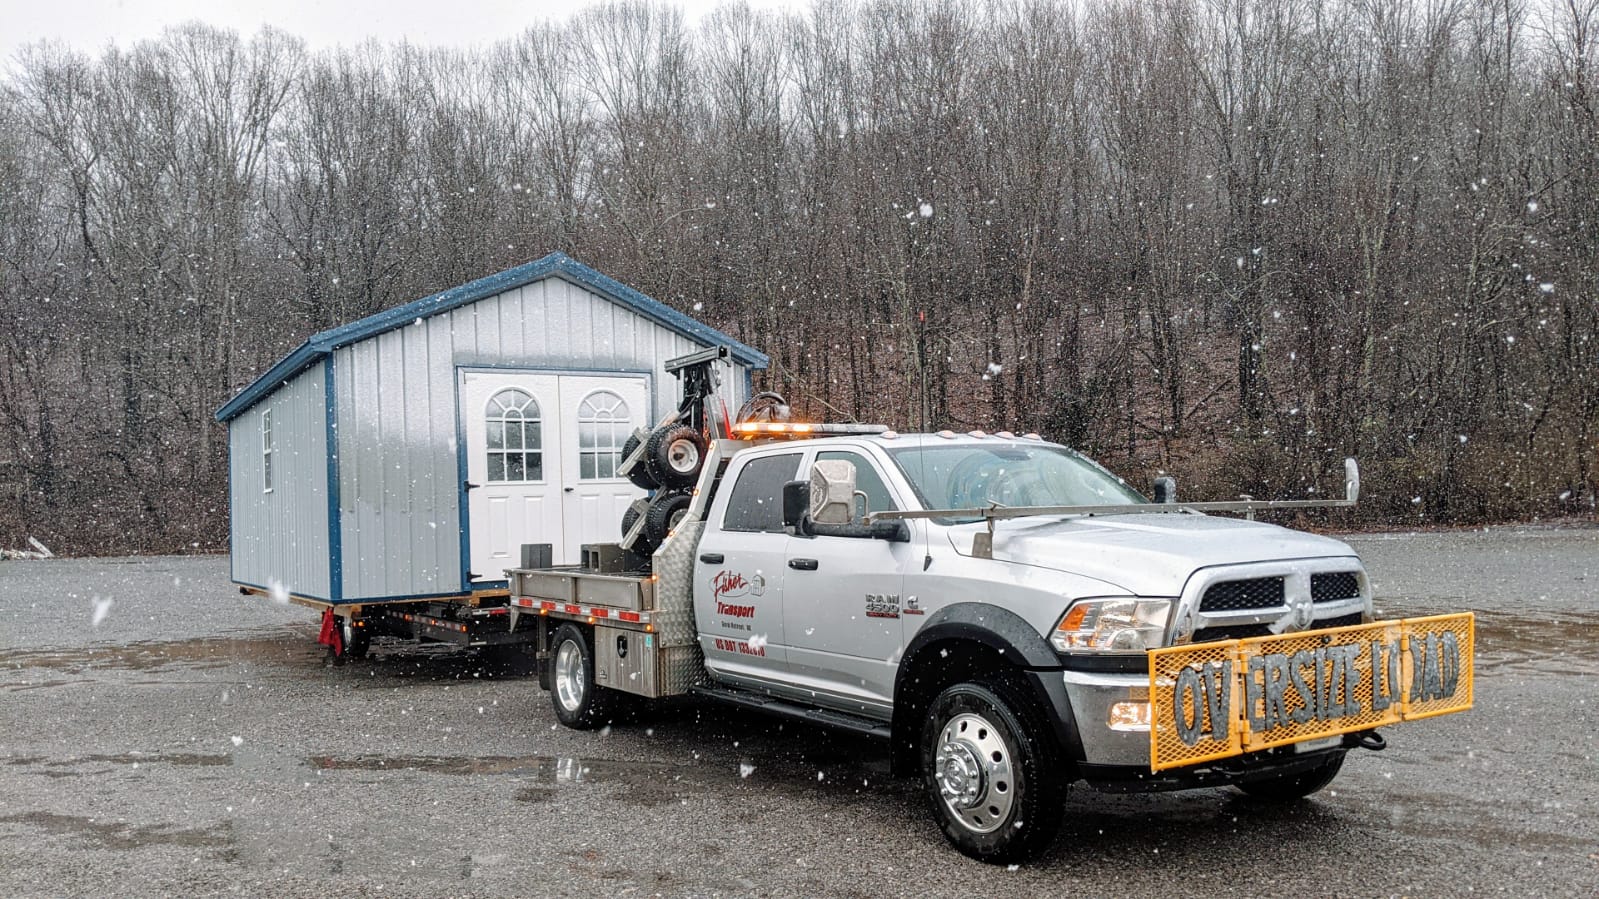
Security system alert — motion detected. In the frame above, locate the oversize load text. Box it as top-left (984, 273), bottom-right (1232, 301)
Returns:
top-left (1148, 616), bottom-right (1474, 767)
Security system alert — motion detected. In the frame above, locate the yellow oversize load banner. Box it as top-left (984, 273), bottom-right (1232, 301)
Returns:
top-left (1148, 613), bottom-right (1475, 772)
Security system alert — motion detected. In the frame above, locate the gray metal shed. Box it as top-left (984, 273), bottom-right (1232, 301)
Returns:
top-left (215, 253), bottom-right (768, 605)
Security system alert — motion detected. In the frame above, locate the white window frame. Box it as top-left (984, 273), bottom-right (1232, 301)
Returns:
top-left (576, 389), bottom-right (631, 481)
top-left (485, 388), bottom-right (544, 483)
top-left (261, 409), bottom-right (274, 493)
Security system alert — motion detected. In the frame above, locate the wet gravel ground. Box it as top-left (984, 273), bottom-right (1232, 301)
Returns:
top-left (1, 525), bottom-right (1596, 897)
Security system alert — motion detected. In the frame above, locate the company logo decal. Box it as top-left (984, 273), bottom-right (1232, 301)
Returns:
top-left (712, 570), bottom-right (756, 619)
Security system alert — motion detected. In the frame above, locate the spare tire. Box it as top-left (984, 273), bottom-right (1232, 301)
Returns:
top-left (621, 433), bottom-right (658, 489)
top-left (620, 504), bottom-right (643, 547)
top-left (642, 491), bottom-right (695, 552)
top-left (646, 424), bottom-right (707, 489)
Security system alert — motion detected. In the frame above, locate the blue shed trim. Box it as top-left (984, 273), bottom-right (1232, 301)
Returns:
top-left (324, 355), bottom-right (343, 603)
top-left (453, 369), bottom-right (472, 593)
top-left (215, 252), bottom-right (769, 422)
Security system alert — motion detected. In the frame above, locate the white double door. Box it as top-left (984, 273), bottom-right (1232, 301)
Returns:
top-left (460, 370), bottom-right (648, 580)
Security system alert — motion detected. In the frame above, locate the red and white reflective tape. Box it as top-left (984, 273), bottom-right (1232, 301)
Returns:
top-left (511, 596), bottom-right (652, 627)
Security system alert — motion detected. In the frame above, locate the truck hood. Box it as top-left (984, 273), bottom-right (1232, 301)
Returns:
top-left (948, 512), bottom-right (1357, 596)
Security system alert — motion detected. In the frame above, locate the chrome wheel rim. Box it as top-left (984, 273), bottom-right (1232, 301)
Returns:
top-left (554, 639), bottom-right (585, 712)
top-left (935, 711), bottom-right (1015, 834)
top-left (667, 439), bottom-right (700, 474)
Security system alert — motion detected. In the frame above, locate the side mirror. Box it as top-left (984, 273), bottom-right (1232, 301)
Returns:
top-left (782, 480), bottom-right (808, 530)
top-left (809, 459), bottom-right (858, 525)
top-left (1153, 476), bottom-right (1177, 504)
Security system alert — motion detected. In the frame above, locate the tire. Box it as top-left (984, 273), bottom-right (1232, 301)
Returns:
top-left (1236, 752), bottom-right (1345, 802)
top-left (645, 424), bottom-right (707, 489)
top-left (339, 616), bottom-right (370, 659)
top-left (549, 623), bottom-right (618, 730)
top-left (620, 504), bottom-right (643, 547)
top-left (621, 433), bottom-right (658, 489)
top-left (644, 491), bottom-right (693, 551)
top-left (921, 677), bottom-right (1065, 864)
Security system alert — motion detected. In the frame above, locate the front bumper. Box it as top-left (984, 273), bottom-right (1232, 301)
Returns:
top-left (1063, 667), bottom-right (1156, 768)
top-left (1064, 666), bottom-right (1360, 791)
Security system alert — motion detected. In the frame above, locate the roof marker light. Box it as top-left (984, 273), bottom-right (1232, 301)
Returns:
top-left (969, 429), bottom-right (987, 438)
top-left (937, 430), bottom-right (957, 439)
top-left (1023, 432), bottom-right (1042, 440)
top-left (996, 430), bottom-right (1016, 439)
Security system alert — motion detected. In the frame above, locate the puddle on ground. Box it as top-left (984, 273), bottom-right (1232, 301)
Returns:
top-left (0, 626), bottom-right (316, 678)
top-left (0, 811), bottom-right (232, 852)
top-left (307, 747), bottom-right (904, 809)
top-left (6, 752), bottom-right (233, 775)
top-left (1467, 611), bottom-right (1599, 675)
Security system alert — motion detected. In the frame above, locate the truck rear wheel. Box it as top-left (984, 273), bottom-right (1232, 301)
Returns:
top-left (1236, 752), bottom-right (1345, 802)
top-left (921, 678), bottom-right (1064, 864)
top-left (549, 623), bottom-right (618, 730)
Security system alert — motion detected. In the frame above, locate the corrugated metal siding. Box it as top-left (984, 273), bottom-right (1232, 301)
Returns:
top-left (229, 363), bottom-right (331, 599)
top-left (334, 273), bottom-right (753, 601)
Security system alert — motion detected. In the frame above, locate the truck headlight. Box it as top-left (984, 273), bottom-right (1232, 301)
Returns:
top-left (1050, 598), bottom-right (1172, 653)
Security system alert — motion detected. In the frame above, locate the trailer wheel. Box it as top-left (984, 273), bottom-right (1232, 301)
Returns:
top-left (549, 623), bottom-right (618, 730)
top-left (921, 677), bottom-right (1064, 864)
top-left (621, 433), bottom-right (658, 489)
top-left (1236, 752), bottom-right (1345, 802)
top-left (339, 617), bottom-right (371, 660)
top-left (645, 424), bottom-right (706, 489)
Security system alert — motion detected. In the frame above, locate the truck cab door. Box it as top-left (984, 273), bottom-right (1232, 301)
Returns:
top-left (781, 449), bottom-right (917, 718)
top-left (692, 451), bottom-right (801, 689)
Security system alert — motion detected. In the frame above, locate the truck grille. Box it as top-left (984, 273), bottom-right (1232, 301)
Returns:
top-left (1198, 577), bottom-right (1284, 612)
top-left (1311, 572), bottom-right (1361, 603)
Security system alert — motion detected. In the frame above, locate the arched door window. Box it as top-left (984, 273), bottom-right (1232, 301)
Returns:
top-left (486, 389), bottom-right (542, 481)
top-left (577, 390), bottom-right (630, 479)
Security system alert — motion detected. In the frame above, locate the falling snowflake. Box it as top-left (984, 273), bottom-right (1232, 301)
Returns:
top-left (918, 202), bottom-right (934, 218)
top-left (693, 301), bottom-right (704, 311)
top-left (739, 763), bottom-right (756, 779)
top-left (747, 634), bottom-right (768, 651)
top-left (268, 580), bottom-right (291, 605)
top-left (230, 736), bottom-right (244, 747)
top-left (91, 597), bottom-right (114, 627)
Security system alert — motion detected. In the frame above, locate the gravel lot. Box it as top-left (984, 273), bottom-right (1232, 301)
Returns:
top-left (1, 525), bottom-right (1596, 897)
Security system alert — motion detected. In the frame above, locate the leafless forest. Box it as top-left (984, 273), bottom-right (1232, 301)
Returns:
top-left (1, 0), bottom-right (1596, 554)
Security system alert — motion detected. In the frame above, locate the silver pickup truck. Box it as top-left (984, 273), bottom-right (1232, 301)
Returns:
top-left (506, 424), bottom-right (1474, 863)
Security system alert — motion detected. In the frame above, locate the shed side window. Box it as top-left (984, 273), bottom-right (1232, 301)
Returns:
top-left (261, 409), bottom-right (273, 493)
top-left (486, 389), bottom-right (542, 482)
top-left (577, 390), bottom-right (630, 480)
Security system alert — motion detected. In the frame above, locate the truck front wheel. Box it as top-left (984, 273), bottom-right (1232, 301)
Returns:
top-left (921, 679), bottom-right (1064, 863)
top-left (549, 623), bottom-right (617, 729)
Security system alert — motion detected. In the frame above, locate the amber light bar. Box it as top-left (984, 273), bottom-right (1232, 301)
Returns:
top-left (732, 421), bottom-right (888, 437)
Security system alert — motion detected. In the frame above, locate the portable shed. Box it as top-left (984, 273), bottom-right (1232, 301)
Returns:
top-left (215, 252), bottom-right (768, 605)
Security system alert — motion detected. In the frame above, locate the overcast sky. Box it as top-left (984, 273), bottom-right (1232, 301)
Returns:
top-left (2, 0), bottom-right (804, 60)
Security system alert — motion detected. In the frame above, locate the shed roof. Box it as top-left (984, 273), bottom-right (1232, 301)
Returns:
top-left (216, 252), bottom-right (769, 422)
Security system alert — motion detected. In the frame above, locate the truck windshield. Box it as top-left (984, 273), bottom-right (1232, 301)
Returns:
top-left (886, 442), bottom-right (1146, 522)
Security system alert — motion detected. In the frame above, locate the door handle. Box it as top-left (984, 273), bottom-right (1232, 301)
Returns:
top-left (700, 553), bottom-right (724, 564)
top-left (788, 558), bottom-right (819, 571)
top-left (563, 487), bottom-right (574, 493)
top-left (463, 480), bottom-right (481, 492)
